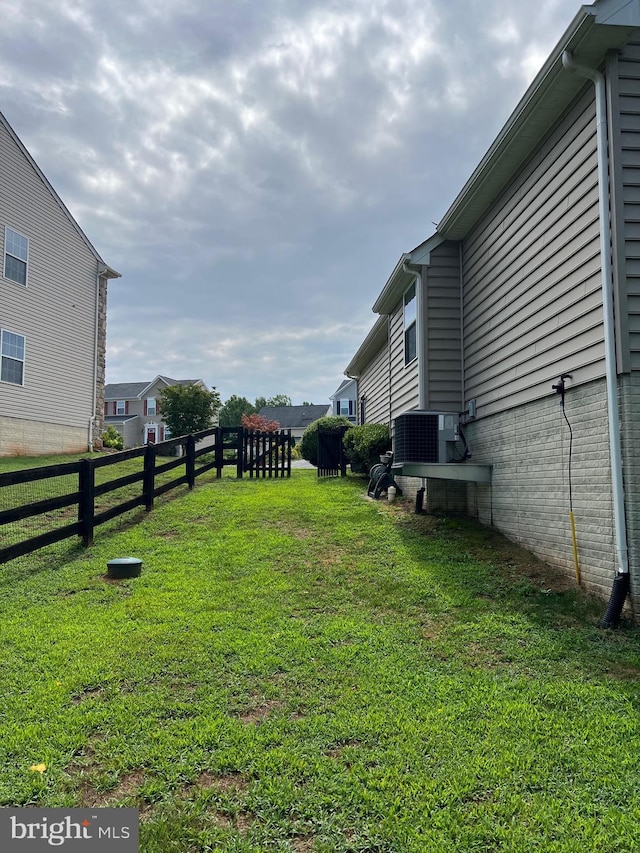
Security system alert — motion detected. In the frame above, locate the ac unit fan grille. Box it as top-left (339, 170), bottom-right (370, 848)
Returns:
top-left (394, 413), bottom-right (439, 464)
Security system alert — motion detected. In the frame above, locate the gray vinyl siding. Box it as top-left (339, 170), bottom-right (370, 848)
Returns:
top-left (462, 87), bottom-right (604, 417)
top-left (423, 242), bottom-right (463, 411)
top-left (358, 339), bottom-right (390, 425)
top-left (616, 39), bottom-right (640, 370)
top-left (0, 120), bottom-right (99, 431)
top-left (389, 301), bottom-right (419, 419)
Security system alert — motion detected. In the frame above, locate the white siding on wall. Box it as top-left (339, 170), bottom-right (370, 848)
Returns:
top-left (462, 88), bottom-right (604, 417)
top-left (617, 40), bottom-right (640, 370)
top-left (358, 340), bottom-right (390, 425)
top-left (389, 301), bottom-right (419, 419)
top-left (424, 242), bottom-right (462, 411)
top-left (0, 121), bottom-right (98, 433)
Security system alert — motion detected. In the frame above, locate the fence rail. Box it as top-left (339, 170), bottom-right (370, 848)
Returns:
top-left (1, 426), bottom-right (291, 565)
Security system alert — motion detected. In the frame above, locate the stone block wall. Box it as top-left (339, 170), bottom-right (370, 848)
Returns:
top-left (464, 378), bottom-right (618, 601)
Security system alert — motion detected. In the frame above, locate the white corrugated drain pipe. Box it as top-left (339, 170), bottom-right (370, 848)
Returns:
top-left (562, 50), bottom-right (630, 625)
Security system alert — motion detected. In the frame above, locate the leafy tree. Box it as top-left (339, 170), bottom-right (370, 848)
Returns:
top-left (254, 394), bottom-right (292, 410)
top-left (218, 395), bottom-right (255, 426)
top-left (158, 384), bottom-right (221, 437)
top-left (301, 401), bottom-right (314, 406)
top-left (241, 413), bottom-right (280, 432)
top-left (299, 416), bottom-right (353, 467)
top-left (343, 423), bottom-right (391, 474)
top-left (265, 394), bottom-right (292, 407)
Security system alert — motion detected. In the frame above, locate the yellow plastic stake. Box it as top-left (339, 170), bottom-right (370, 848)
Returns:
top-left (569, 510), bottom-right (580, 584)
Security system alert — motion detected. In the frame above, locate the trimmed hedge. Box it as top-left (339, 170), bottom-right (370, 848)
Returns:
top-left (342, 423), bottom-right (391, 474)
top-left (299, 416), bottom-right (353, 467)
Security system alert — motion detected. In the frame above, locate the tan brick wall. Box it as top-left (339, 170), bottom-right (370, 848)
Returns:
top-left (0, 416), bottom-right (88, 456)
top-left (465, 378), bottom-right (618, 601)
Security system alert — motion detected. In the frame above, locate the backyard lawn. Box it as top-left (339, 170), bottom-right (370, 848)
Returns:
top-left (1, 469), bottom-right (639, 852)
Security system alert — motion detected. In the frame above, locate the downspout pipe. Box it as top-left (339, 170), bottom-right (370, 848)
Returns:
top-left (89, 265), bottom-right (103, 452)
top-left (562, 51), bottom-right (630, 621)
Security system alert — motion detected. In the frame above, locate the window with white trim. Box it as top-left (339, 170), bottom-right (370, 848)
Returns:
top-left (4, 227), bottom-right (29, 286)
top-left (146, 397), bottom-right (156, 416)
top-left (404, 281), bottom-right (417, 365)
top-left (1, 329), bottom-right (25, 384)
top-left (116, 400), bottom-right (126, 416)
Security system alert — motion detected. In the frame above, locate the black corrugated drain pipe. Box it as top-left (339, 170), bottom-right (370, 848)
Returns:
top-left (599, 572), bottom-right (630, 629)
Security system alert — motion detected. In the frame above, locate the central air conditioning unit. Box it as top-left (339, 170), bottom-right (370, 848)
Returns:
top-left (393, 410), bottom-right (459, 465)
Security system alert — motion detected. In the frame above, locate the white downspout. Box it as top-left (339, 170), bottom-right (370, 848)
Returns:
top-left (562, 50), bottom-right (629, 576)
top-left (89, 265), bottom-right (105, 453)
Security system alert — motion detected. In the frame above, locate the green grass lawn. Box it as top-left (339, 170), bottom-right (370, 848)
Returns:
top-left (1, 470), bottom-right (639, 852)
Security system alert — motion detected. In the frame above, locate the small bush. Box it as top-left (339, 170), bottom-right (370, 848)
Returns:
top-left (102, 425), bottom-right (124, 450)
top-left (343, 423), bottom-right (391, 474)
top-left (299, 416), bottom-right (353, 467)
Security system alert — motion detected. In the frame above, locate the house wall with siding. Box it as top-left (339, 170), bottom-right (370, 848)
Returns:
top-left (389, 299), bottom-right (420, 420)
top-left (613, 39), bottom-right (640, 372)
top-left (0, 119), bottom-right (100, 453)
top-left (423, 242), bottom-right (463, 412)
top-left (357, 337), bottom-right (390, 425)
top-left (462, 87), bottom-right (605, 418)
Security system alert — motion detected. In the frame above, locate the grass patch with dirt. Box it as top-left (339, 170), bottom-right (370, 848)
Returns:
top-left (1, 471), bottom-right (639, 852)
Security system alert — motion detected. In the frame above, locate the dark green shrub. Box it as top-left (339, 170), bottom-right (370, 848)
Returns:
top-left (343, 423), bottom-right (391, 474)
top-left (299, 416), bottom-right (353, 467)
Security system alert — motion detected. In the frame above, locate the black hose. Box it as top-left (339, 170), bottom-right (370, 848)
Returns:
top-left (599, 572), bottom-right (630, 629)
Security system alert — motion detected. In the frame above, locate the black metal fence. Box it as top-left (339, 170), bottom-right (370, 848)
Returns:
top-left (0, 426), bottom-right (291, 564)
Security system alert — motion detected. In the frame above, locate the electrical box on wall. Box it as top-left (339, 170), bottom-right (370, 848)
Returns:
top-left (393, 411), bottom-right (459, 464)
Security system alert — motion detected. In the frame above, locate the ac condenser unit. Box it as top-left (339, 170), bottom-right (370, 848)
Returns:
top-left (393, 411), bottom-right (459, 464)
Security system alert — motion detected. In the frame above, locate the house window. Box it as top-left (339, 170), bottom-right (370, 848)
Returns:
top-left (116, 400), bottom-right (126, 416)
top-left (404, 281), bottom-right (417, 365)
top-left (1, 329), bottom-right (25, 384)
top-left (146, 397), bottom-right (156, 416)
top-left (338, 399), bottom-right (352, 417)
top-left (4, 227), bottom-right (29, 286)
top-left (359, 396), bottom-right (366, 425)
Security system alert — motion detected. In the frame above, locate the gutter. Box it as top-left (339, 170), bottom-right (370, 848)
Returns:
top-left (562, 50), bottom-right (630, 620)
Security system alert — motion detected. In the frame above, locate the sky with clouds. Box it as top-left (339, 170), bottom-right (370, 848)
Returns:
top-left (0, 0), bottom-right (581, 405)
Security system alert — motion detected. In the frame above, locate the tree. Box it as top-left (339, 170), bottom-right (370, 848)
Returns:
top-left (301, 401), bottom-right (314, 406)
top-left (265, 394), bottom-right (292, 407)
top-left (218, 395), bottom-right (255, 427)
top-left (158, 384), bottom-right (221, 437)
top-left (241, 413), bottom-right (280, 432)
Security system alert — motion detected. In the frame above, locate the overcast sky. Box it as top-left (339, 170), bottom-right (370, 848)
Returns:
top-left (0, 0), bottom-right (580, 406)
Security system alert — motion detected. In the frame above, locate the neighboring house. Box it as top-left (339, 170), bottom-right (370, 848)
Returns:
top-left (345, 0), bottom-right (640, 612)
top-left (258, 405), bottom-right (331, 443)
top-left (330, 378), bottom-right (358, 423)
top-left (0, 111), bottom-right (120, 456)
top-left (104, 376), bottom-right (209, 449)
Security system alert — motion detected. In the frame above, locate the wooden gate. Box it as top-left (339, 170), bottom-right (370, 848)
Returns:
top-left (317, 427), bottom-right (348, 477)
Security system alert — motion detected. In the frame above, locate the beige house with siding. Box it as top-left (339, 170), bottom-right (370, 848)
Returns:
top-left (346, 0), bottom-right (640, 617)
top-left (104, 376), bottom-right (209, 449)
top-left (0, 111), bottom-right (120, 456)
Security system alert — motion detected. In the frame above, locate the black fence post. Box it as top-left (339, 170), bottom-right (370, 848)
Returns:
top-left (78, 457), bottom-right (95, 547)
top-left (215, 427), bottom-right (223, 478)
top-left (287, 430), bottom-right (292, 477)
top-left (143, 442), bottom-right (156, 511)
top-left (186, 434), bottom-right (196, 489)
top-left (236, 428), bottom-right (244, 478)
